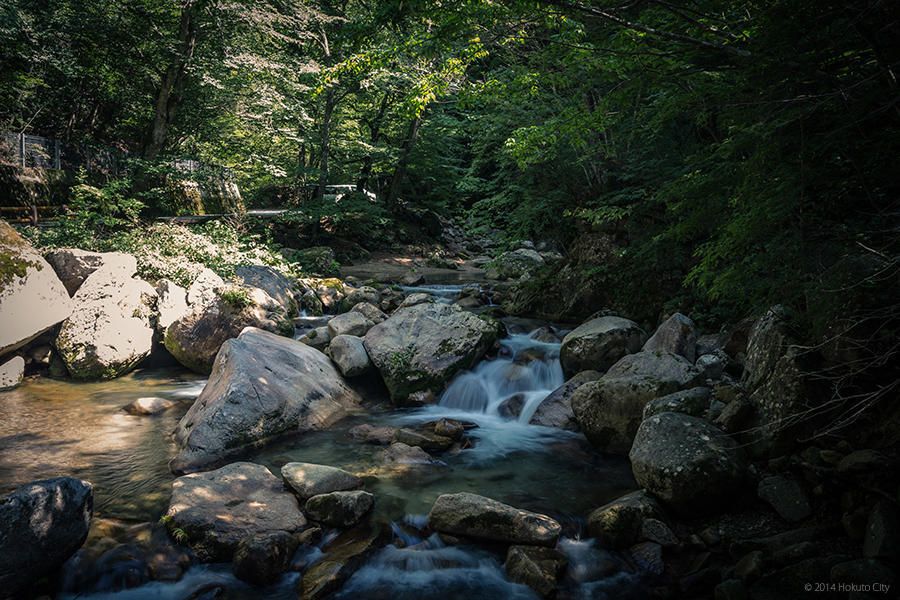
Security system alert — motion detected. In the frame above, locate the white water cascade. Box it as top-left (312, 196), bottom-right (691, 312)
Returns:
top-left (438, 329), bottom-right (565, 423)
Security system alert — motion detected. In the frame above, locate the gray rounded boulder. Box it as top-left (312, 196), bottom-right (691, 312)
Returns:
top-left (171, 328), bottom-right (361, 473)
top-left (427, 492), bottom-right (561, 547)
top-left (364, 303), bottom-right (499, 404)
top-left (559, 316), bottom-right (646, 378)
top-left (629, 412), bottom-right (747, 514)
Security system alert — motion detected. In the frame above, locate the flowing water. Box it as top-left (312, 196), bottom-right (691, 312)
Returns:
top-left (1, 284), bottom-right (645, 599)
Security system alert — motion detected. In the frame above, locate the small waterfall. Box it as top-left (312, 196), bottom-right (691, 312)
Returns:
top-left (439, 329), bottom-right (564, 423)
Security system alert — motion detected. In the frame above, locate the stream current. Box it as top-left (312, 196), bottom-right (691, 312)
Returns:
top-left (1, 284), bottom-right (647, 599)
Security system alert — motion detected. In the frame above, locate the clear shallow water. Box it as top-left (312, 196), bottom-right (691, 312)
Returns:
top-left (0, 306), bottom-right (641, 598)
top-left (0, 369), bottom-right (206, 519)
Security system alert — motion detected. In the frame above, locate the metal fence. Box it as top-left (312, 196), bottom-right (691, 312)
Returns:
top-left (1, 131), bottom-right (125, 174)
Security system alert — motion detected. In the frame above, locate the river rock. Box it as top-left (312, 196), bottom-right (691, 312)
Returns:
top-left (740, 306), bottom-right (811, 453)
top-left (123, 396), bottom-right (177, 415)
top-left (642, 312), bottom-right (697, 362)
top-left (350, 301), bottom-right (387, 324)
top-left (400, 271), bottom-right (425, 286)
top-left (427, 492), bottom-right (561, 546)
top-left (164, 284), bottom-right (293, 374)
top-left (696, 352), bottom-right (727, 380)
top-left (343, 286), bottom-right (380, 310)
top-left (155, 279), bottom-right (189, 331)
top-left (630, 412), bottom-right (747, 513)
top-left (232, 265), bottom-right (297, 316)
top-left (529, 370), bottom-right (601, 430)
top-left (630, 541), bottom-right (664, 575)
top-left (382, 442), bottom-right (445, 473)
top-left (487, 248), bottom-right (545, 280)
top-left (349, 424), bottom-right (397, 445)
top-left (397, 292), bottom-right (433, 309)
top-left (864, 501), bottom-right (899, 559)
top-left (0, 355), bottom-right (25, 389)
top-left (364, 302), bottom-right (499, 404)
top-left (232, 530), bottom-right (299, 586)
top-left (305, 491), bottom-right (375, 528)
top-left (505, 545), bottom-right (567, 598)
top-left (328, 334), bottom-right (372, 377)
top-left (642, 387), bottom-right (711, 420)
top-left (45, 248), bottom-right (134, 296)
top-left (299, 288), bottom-right (325, 315)
top-left (328, 311), bottom-right (374, 338)
top-left (497, 393), bottom-right (526, 419)
top-left (281, 463), bottom-right (362, 500)
top-left (757, 475), bottom-right (811, 522)
top-left (393, 427), bottom-right (454, 452)
top-left (572, 351), bottom-right (704, 452)
top-left (0, 477), bottom-right (93, 597)
top-left (836, 449), bottom-right (894, 474)
top-left (164, 462), bottom-right (306, 561)
top-left (314, 278), bottom-right (345, 313)
top-left (586, 490), bottom-right (663, 548)
top-left (300, 325), bottom-right (331, 351)
top-left (559, 316), bottom-right (646, 378)
top-left (0, 220), bottom-right (73, 357)
top-left (55, 260), bottom-right (157, 379)
top-left (433, 418), bottom-right (465, 439)
top-left (170, 328), bottom-right (361, 473)
top-left (186, 268), bottom-right (224, 307)
top-left (300, 522), bottom-right (389, 600)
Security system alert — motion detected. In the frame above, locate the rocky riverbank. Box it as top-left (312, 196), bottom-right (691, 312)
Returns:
top-left (1, 218), bottom-right (897, 600)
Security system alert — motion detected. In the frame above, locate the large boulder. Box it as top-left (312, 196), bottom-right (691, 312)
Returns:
top-left (55, 258), bottom-right (158, 379)
top-left (363, 303), bottom-right (499, 404)
top-left (170, 328), bottom-right (361, 473)
top-left (427, 492), bottom-right (561, 547)
top-left (44, 248), bottom-right (134, 296)
top-left (155, 279), bottom-right (189, 331)
top-left (572, 351), bottom-right (704, 452)
top-left (740, 306), bottom-right (813, 453)
top-left (486, 248), bottom-right (545, 280)
top-left (164, 462), bottom-right (306, 561)
top-left (642, 312), bottom-right (697, 362)
top-left (328, 334), bottom-right (372, 377)
top-left (0, 477), bottom-right (93, 597)
top-left (164, 282), bottom-right (294, 374)
top-left (0, 221), bottom-right (73, 358)
top-left (529, 370), bottom-right (602, 430)
top-left (559, 316), bottom-right (646, 378)
top-left (232, 265), bottom-right (297, 317)
top-left (629, 412), bottom-right (747, 513)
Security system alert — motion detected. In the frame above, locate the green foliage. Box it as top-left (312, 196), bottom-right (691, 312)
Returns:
top-left (218, 285), bottom-right (252, 310)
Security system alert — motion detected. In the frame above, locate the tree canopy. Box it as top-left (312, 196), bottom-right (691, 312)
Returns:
top-left (2, 0), bottom-right (898, 331)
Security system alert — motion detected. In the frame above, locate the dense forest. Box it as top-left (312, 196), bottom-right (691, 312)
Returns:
top-left (3, 0), bottom-right (896, 321)
top-left (1, 2), bottom-right (899, 599)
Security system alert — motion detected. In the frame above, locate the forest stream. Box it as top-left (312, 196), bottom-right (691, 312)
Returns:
top-left (1, 283), bottom-right (647, 600)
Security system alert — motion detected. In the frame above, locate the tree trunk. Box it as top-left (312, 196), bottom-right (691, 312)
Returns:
top-left (357, 91), bottom-right (392, 193)
top-left (143, 0), bottom-right (198, 160)
top-left (385, 112), bottom-right (423, 211)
